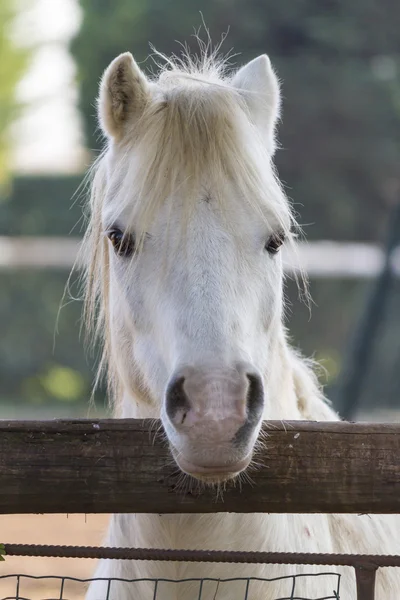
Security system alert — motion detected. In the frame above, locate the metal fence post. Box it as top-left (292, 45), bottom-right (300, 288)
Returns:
top-left (355, 566), bottom-right (377, 600)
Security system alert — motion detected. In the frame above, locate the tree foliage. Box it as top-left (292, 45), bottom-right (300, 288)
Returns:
top-left (0, 0), bottom-right (27, 186)
top-left (71, 0), bottom-right (400, 242)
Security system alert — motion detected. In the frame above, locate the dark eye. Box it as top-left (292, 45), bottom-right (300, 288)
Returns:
top-left (265, 231), bottom-right (285, 255)
top-left (107, 228), bottom-right (135, 257)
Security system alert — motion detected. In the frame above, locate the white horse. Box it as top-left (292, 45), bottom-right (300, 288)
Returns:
top-left (83, 48), bottom-right (400, 599)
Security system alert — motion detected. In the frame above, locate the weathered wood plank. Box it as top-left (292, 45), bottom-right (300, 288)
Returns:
top-left (0, 419), bottom-right (398, 514)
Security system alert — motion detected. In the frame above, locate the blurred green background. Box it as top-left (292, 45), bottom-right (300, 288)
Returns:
top-left (0, 0), bottom-right (399, 418)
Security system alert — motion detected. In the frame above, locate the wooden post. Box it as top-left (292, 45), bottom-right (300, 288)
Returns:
top-left (355, 566), bottom-right (377, 600)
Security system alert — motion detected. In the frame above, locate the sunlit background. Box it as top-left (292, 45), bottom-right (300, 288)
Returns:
top-left (1, 0), bottom-right (399, 421)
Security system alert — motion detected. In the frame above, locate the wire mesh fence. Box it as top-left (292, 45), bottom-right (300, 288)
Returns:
top-left (4, 543), bottom-right (400, 600)
top-left (3, 544), bottom-right (400, 600)
top-left (0, 573), bottom-right (341, 600)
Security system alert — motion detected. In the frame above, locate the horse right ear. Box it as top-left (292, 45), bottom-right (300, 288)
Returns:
top-left (232, 55), bottom-right (280, 155)
top-left (98, 52), bottom-right (150, 140)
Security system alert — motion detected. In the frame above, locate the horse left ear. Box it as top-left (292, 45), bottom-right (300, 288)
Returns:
top-left (98, 52), bottom-right (151, 140)
top-left (231, 55), bottom-right (281, 154)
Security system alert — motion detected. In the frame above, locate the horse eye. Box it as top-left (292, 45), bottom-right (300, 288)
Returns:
top-left (265, 231), bottom-right (285, 255)
top-left (107, 228), bottom-right (135, 257)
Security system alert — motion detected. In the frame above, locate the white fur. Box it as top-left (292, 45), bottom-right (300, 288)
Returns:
top-left (232, 55), bottom-right (281, 154)
top-left (83, 51), bottom-right (400, 599)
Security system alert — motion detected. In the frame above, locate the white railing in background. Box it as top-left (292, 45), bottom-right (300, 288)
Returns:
top-left (0, 236), bottom-right (399, 278)
top-left (0, 236), bottom-right (80, 269)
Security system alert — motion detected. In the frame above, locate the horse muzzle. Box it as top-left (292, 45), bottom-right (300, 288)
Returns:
top-left (163, 362), bottom-right (264, 482)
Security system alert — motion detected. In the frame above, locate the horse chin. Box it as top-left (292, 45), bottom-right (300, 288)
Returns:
top-left (173, 453), bottom-right (252, 484)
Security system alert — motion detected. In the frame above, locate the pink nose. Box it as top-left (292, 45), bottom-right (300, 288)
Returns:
top-left (165, 363), bottom-right (264, 443)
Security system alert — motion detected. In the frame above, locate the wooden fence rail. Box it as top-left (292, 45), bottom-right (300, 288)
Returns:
top-left (0, 419), bottom-right (399, 515)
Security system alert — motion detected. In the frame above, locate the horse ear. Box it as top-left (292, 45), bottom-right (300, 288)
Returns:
top-left (232, 55), bottom-right (281, 154)
top-left (98, 52), bottom-right (150, 140)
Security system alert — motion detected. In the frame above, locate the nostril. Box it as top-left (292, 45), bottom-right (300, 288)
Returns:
top-left (232, 372), bottom-right (265, 448)
top-left (165, 376), bottom-right (191, 424)
top-left (246, 373), bottom-right (264, 423)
